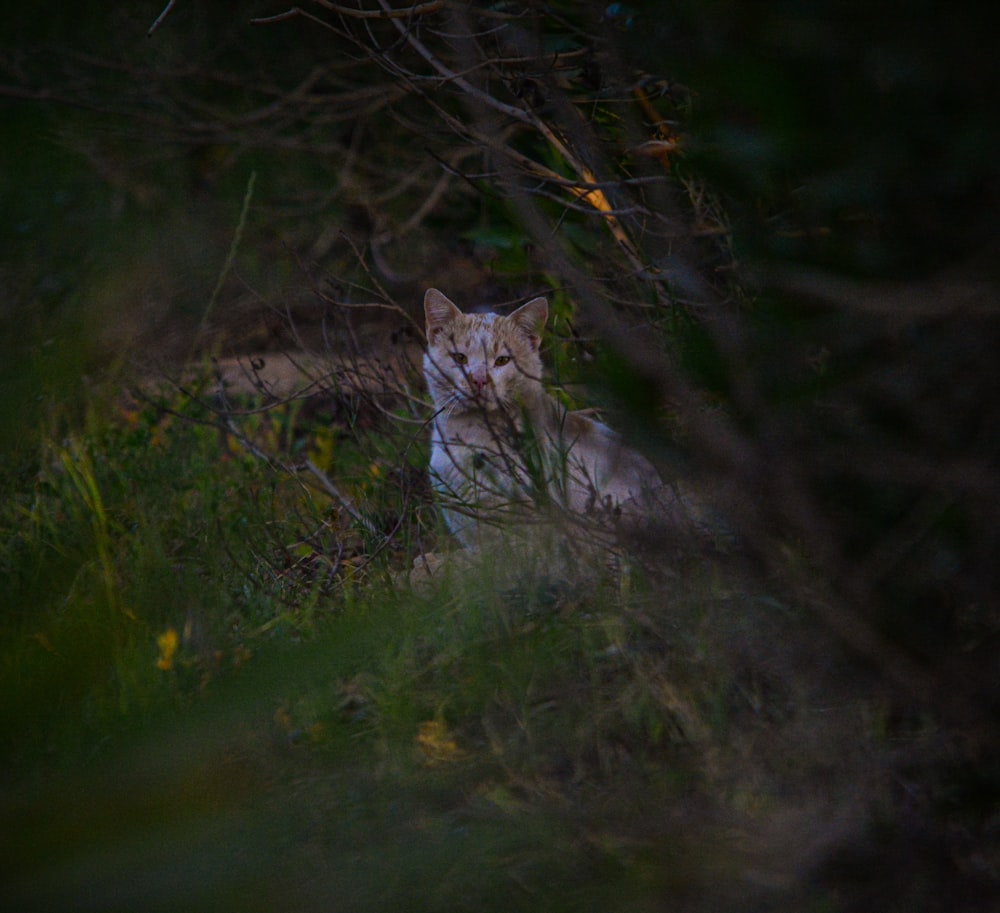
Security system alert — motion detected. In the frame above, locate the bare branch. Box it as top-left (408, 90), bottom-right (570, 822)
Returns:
top-left (302, 460), bottom-right (380, 536)
top-left (315, 0), bottom-right (444, 19)
top-left (147, 0), bottom-right (178, 37)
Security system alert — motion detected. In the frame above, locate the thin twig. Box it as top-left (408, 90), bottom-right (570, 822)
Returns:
top-left (211, 362), bottom-right (381, 538)
top-left (303, 460), bottom-right (380, 536)
top-left (147, 0), bottom-right (178, 37)
top-left (314, 0), bottom-right (444, 19)
top-left (250, 8), bottom-right (304, 25)
top-left (196, 170), bottom-right (256, 347)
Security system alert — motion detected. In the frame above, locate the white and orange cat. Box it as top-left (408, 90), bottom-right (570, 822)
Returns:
top-left (423, 288), bottom-right (672, 549)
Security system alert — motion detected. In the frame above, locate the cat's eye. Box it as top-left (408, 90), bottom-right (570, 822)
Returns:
top-left (494, 355), bottom-right (511, 367)
top-left (450, 352), bottom-right (468, 365)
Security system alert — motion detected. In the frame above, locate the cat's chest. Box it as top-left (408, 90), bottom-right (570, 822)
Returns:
top-left (431, 413), bottom-right (522, 465)
top-left (431, 411), bottom-right (543, 495)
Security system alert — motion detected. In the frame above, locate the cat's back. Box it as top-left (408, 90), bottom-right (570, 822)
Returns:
top-left (557, 408), bottom-right (662, 504)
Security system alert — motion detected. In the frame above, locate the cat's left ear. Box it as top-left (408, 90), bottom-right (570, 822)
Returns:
top-left (510, 297), bottom-right (547, 348)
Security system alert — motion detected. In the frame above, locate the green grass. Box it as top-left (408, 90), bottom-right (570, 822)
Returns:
top-left (0, 371), bottom-right (903, 913)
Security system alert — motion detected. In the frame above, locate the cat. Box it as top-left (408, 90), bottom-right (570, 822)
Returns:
top-left (422, 288), bottom-right (679, 551)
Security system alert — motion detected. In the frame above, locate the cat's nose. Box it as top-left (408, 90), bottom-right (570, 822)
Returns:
top-left (469, 367), bottom-right (489, 390)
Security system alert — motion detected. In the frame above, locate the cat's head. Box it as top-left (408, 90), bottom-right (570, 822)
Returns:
top-left (423, 288), bottom-right (547, 412)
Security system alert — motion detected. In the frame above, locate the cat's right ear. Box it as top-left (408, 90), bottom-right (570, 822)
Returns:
top-left (424, 288), bottom-right (462, 340)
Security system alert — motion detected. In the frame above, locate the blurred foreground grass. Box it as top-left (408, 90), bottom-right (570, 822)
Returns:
top-left (0, 375), bottom-right (963, 913)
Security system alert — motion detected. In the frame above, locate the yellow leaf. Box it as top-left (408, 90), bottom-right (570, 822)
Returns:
top-left (416, 720), bottom-right (466, 765)
top-left (31, 632), bottom-right (56, 653)
top-left (273, 706), bottom-right (293, 731)
top-left (156, 627), bottom-right (178, 671)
